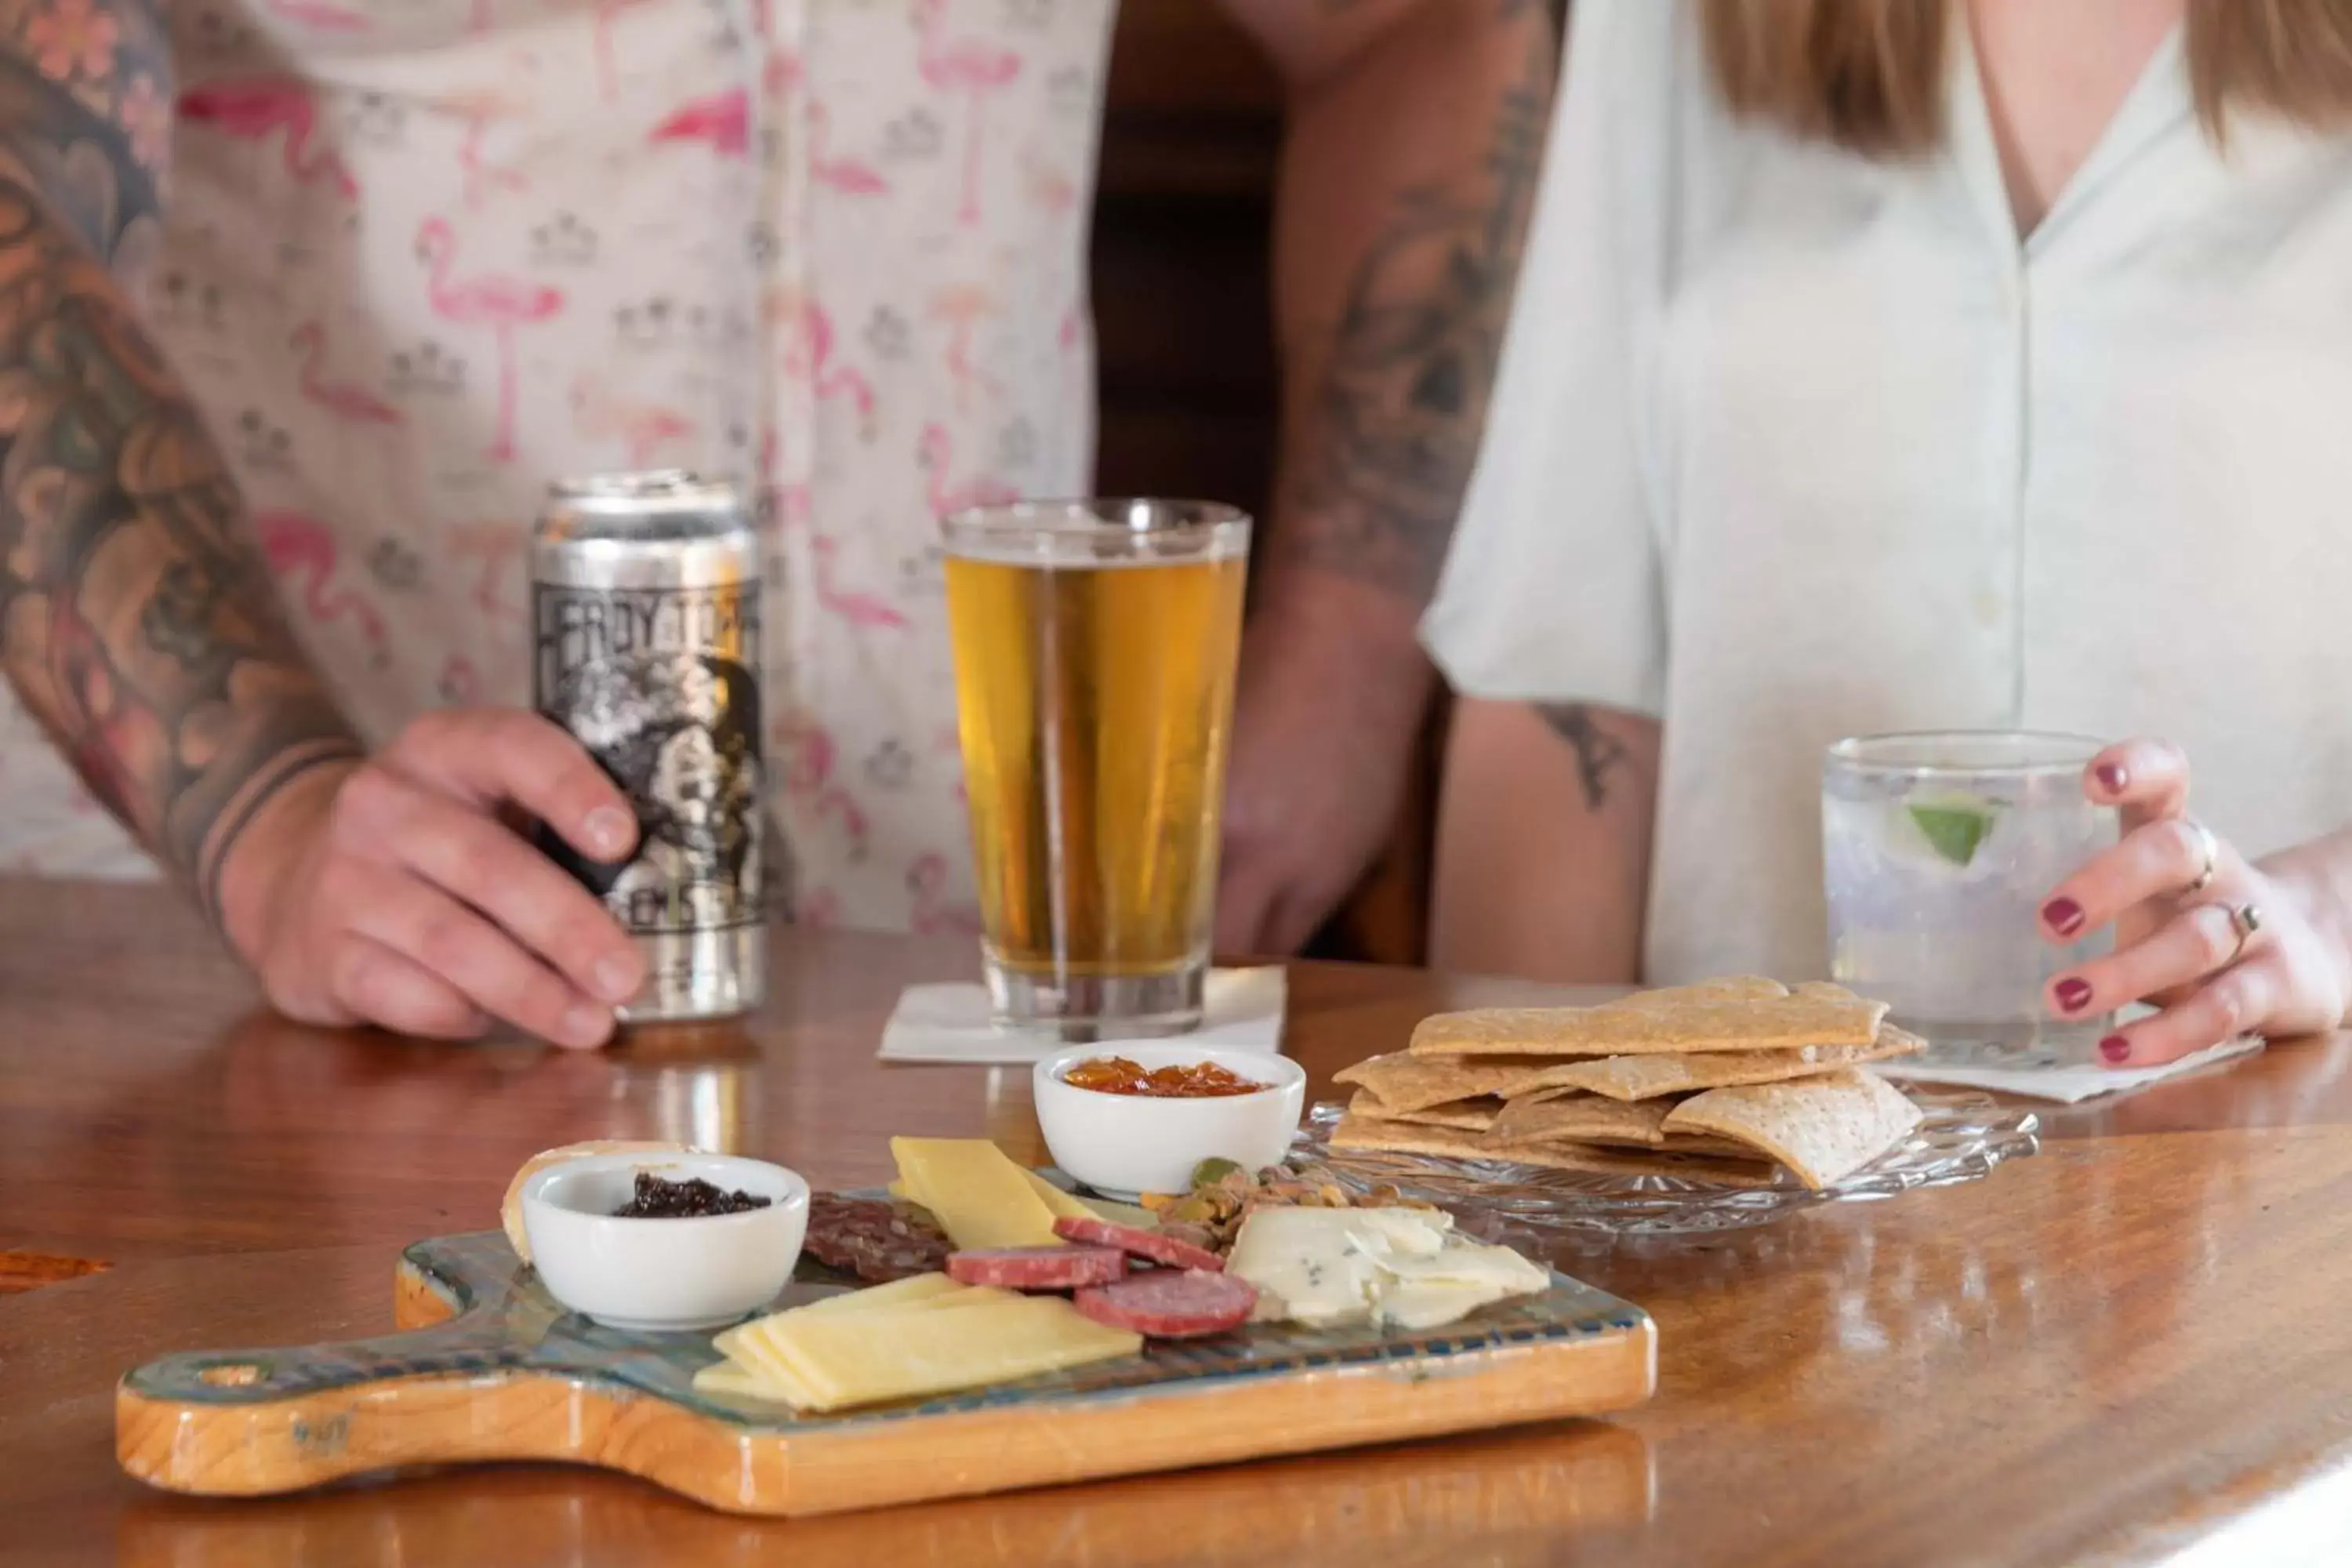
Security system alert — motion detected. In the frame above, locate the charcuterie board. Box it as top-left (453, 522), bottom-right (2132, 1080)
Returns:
top-left (117, 1225), bottom-right (1654, 1517)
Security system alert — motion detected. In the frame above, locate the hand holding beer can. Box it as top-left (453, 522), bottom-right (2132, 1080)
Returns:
top-left (533, 470), bottom-right (765, 1023)
top-left (942, 499), bottom-right (1250, 1038)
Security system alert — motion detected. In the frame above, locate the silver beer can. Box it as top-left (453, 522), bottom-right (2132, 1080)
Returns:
top-left (532, 470), bottom-right (764, 1022)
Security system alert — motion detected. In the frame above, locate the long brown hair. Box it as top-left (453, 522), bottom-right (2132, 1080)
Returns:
top-left (1702, 0), bottom-right (2352, 154)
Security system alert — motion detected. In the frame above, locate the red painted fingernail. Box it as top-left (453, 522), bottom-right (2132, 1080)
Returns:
top-left (2055, 978), bottom-right (2093, 1013)
top-left (2043, 898), bottom-right (2085, 936)
top-left (2096, 763), bottom-right (2128, 793)
top-left (2100, 1034), bottom-right (2131, 1063)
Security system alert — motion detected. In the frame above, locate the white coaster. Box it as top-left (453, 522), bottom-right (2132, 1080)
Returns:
top-left (877, 967), bottom-right (1288, 1065)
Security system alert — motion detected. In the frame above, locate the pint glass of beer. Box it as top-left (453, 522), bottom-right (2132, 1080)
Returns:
top-left (942, 499), bottom-right (1250, 1036)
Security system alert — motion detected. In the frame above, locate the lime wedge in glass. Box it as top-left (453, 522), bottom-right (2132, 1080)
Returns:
top-left (1907, 795), bottom-right (2002, 868)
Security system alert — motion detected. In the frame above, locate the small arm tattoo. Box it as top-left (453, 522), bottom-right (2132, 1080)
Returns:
top-left (0, 0), bottom-right (358, 919)
top-left (1536, 704), bottom-right (1632, 811)
top-left (1284, 9), bottom-right (1552, 603)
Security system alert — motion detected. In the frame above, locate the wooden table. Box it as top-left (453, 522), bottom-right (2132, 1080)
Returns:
top-left (7, 880), bottom-right (2352, 1566)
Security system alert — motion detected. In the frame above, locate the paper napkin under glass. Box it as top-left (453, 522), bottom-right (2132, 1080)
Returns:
top-left (1876, 1007), bottom-right (2263, 1104)
top-left (877, 967), bottom-right (1288, 1065)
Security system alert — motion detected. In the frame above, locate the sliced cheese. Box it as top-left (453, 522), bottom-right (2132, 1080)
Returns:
top-left (691, 1361), bottom-right (778, 1399)
top-left (1019, 1168), bottom-right (1104, 1224)
top-left (758, 1294), bottom-right (1140, 1413)
top-left (728, 1316), bottom-right (851, 1407)
top-left (1076, 1193), bottom-right (1163, 1231)
top-left (795, 1273), bottom-right (963, 1316)
top-left (891, 1137), bottom-right (1065, 1250)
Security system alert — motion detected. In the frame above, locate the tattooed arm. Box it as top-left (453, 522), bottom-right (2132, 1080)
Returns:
top-left (1431, 698), bottom-right (1661, 984)
top-left (0, 1), bottom-right (361, 913)
top-left (1210, 0), bottom-right (1556, 955)
top-left (0, 5), bottom-right (644, 1046)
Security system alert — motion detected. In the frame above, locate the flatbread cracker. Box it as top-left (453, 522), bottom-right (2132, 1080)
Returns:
top-left (1330, 1051), bottom-right (1564, 1113)
top-left (1330, 1112), bottom-right (1781, 1186)
top-left (1484, 1093), bottom-right (1676, 1147)
top-left (1523, 1025), bottom-right (1926, 1102)
top-left (1661, 1069), bottom-right (1924, 1190)
top-left (1350, 1087), bottom-right (1502, 1133)
top-left (1330, 1112), bottom-right (1509, 1162)
top-left (1408, 978), bottom-right (1886, 1057)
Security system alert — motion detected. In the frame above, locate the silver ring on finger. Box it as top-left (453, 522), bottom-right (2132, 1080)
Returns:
top-left (2180, 818), bottom-right (2220, 895)
top-left (2218, 902), bottom-right (2263, 967)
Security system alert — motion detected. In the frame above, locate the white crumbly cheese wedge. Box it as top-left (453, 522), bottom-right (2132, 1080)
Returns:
top-left (1380, 1240), bottom-right (1552, 1294)
top-left (1225, 1207), bottom-right (1396, 1327)
top-left (1226, 1207), bottom-right (1549, 1332)
top-left (1375, 1282), bottom-right (1519, 1331)
top-left (1371, 1240), bottom-right (1554, 1330)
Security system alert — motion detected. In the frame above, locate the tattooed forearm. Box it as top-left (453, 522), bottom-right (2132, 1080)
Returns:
top-left (1536, 704), bottom-right (1631, 811)
top-left (0, 0), bottom-right (358, 918)
top-left (1279, 2), bottom-right (1555, 604)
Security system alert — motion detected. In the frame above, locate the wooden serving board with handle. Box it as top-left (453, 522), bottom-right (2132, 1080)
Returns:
top-left (117, 1228), bottom-right (1656, 1517)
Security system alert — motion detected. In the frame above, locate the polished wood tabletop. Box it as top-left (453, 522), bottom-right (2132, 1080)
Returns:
top-left (7, 880), bottom-right (2352, 1566)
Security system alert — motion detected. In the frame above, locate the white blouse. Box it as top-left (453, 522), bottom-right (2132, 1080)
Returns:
top-left (1425, 0), bottom-right (2352, 984)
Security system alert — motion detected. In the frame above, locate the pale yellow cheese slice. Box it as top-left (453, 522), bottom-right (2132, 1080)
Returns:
top-left (757, 1295), bottom-right (1141, 1413)
top-left (891, 1138), bottom-right (1065, 1250)
top-left (1018, 1168), bottom-right (1102, 1225)
top-left (691, 1362), bottom-right (777, 1399)
top-left (795, 1272), bottom-right (963, 1316)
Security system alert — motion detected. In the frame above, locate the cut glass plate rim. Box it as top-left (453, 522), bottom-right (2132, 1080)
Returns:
top-left (1283, 1089), bottom-right (2039, 1236)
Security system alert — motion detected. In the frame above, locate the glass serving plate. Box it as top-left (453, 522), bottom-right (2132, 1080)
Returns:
top-left (1283, 1090), bottom-right (2039, 1239)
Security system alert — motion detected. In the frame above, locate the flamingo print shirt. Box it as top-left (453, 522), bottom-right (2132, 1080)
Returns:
top-left (0, 0), bottom-right (1112, 936)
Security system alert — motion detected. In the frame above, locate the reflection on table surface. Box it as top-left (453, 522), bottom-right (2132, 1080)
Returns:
top-left (12, 881), bottom-right (2352, 1566)
top-left (114, 1422), bottom-right (1655, 1568)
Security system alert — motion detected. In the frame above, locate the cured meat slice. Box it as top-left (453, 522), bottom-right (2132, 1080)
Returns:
top-left (804, 1192), bottom-right (953, 1283)
top-left (1050, 1215), bottom-right (1225, 1272)
top-left (1072, 1269), bottom-right (1257, 1338)
top-left (946, 1246), bottom-right (1127, 1290)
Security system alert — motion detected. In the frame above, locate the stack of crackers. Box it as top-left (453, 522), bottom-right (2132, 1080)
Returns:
top-left (1330, 977), bottom-right (1926, 1191)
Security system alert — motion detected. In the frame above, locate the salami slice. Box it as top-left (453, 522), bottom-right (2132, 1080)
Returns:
top-left (1051, 1215), bottom-right (1225, 1272)
top-left (946, 1245), bottom-right (1126, 1290)
top-left (1073, 1269), bottom-right (1258, 1338)
top-left (804, 1192), bottom-right (953, 1283)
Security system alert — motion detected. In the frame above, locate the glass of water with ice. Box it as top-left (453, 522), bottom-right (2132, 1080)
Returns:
top-left (1823, 731), bottom-right (2118, 1067)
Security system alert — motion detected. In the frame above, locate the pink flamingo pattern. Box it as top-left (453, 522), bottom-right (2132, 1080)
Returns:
top-left (908, 854), bottom-right (983, 935)
top-left (255, 511), bottom-right (390, 668)
top-left (176, 79), bottom-right (358, 200)
top-left (415, 217), bottom-right (564, 462)
top-left (917, 423), bottom-right (1017, 515)
top-left (811, 103), bottom-right (887, 195)
top-left (571, 372), bottom-right (694, 466)
top-left (443, 521), bottom-right (528, 622)
top-left (0, 0), bottom-right (1113, 931)
top-left (652, 89), bottom-right (749, 158)
top-left (263, 0), bottom-right (370, 32)
top-left (915, 0), bottom-right (1022, 227)
top-left (289, 322), bottom-right (401, 426)
top-left (771, 293), bottom-right (876, 437)
top-left (776, 717), bottom-right (873, 861)
top-left (438, 78), bottom-right (535, 209)
top-left (810, 536), bottom-right (909, 631)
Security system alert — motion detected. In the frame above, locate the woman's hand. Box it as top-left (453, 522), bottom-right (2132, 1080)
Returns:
top-left (2038, 739), bottom-right (2352, 1066)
